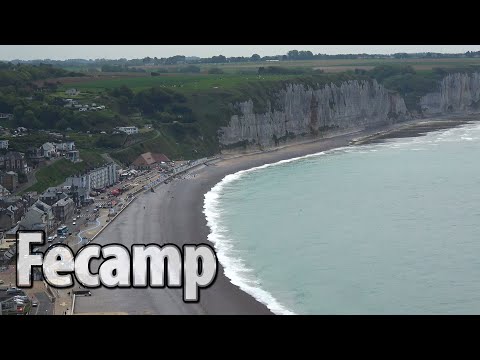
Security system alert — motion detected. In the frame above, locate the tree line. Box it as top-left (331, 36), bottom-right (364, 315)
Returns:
top-left (9, 50), bottom-right (480, 72)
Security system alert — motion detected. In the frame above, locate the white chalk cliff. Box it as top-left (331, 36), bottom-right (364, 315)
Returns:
top-left (219, 80), bottom-right (409, 148)
top-left (420, 72), bottom-right (480, 114)
top-left (219, 72), bottom-right (480, 149)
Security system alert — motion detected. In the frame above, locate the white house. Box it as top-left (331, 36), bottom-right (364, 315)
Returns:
top-left (41, 142), bottom-right (56, 158)
top-left (0, 140), bottom-right (8, 149)
top-left (55, 141), bottom-right (75, 153)
top-left (116, 126), bottom-right (139, 135)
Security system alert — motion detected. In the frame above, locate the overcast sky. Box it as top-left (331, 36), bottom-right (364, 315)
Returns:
top-left (1, 45), bottom-right (479, 60)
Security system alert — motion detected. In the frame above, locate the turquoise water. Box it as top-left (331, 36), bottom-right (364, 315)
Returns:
top-left (204, 122), bottom-right (480, 314)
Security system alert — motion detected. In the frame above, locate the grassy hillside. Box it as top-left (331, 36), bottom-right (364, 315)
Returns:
top-left (22, 148), bottom-right (110, 193)
top-left (24, 158), bottom-right (87, 193)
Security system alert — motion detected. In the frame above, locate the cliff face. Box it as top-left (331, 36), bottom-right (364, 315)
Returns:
top-left (420, 72), bottom-right (480, 114)
top-left (219, 80), bottom-right (409, 148)
top-left (219, 72), bottom-right (480, 150)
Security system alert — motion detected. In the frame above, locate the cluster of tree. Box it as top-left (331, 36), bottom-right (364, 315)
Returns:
top-left (108, 85), bottom-right (193, 122)
top-left (368, 65), bottom-right (416, 83)
top-left (286, 50), bottom-right (314, 60)
top-left (0, 63), bottom-right (83, 87)
top-left (94, 133), bottom-right (126, 148)
top-left (8, 102), bottom-right (118, 131)
top-left (9, 50), bottom-right (480, 71)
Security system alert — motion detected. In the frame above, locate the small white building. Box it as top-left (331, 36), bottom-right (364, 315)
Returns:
top-left (55, 141), bottom-right (75, 153)
top-left (0, 140), bottom-right (8, 149)
top-left (41, 142), bottom-right (56, 158)
top-left (116, 126), bottom-right (139, 135)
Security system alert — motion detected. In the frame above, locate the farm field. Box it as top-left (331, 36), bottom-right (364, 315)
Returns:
top-left (58, 73), bottom-right (299, 93)
top-left (48, 57), bottom-right (480, 93)
top-left (134, 57), bottom-right (480, 72)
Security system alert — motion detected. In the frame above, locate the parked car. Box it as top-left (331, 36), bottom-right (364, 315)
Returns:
top-left (7, 287), bottom-right (24, 295)
top-left (72, 221), bottom-right (76, 225)
top-left (47, 236), bottom-right (54, 242)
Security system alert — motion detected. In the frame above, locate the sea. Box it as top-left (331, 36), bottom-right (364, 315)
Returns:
top-left (204, 121), bottom-right (480, 315)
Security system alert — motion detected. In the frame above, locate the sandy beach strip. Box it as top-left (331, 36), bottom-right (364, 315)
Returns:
top-left (74, 115), bottom-right (478, 315)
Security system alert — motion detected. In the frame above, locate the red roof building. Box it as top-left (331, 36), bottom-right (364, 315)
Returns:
top-left (132, 152), bottom-right (171, 169)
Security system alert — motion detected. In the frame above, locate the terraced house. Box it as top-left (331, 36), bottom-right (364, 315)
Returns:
top-left (0, 151), bottom-right (29, 173)
top-left (51, 197), bottom-right (74, 223)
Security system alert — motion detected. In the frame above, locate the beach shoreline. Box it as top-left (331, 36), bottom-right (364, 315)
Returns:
top-left (178, 114), bottom-right (480, 314)
top-left (73, 113), bottom-right (480, 315)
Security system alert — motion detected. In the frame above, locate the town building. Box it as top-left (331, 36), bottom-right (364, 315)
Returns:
top-left (89, 163), bottom-right (117, 190)
top-left (55, 141), bottom-right (75, 153)
top-left (63, 163), bottom-right (117, 203)
top-left (66, 150), bottom-right (80, 162)
top-left (0, 196), bottom-right (28, 232)
top-left (18, 200), bottom-right (54, 233)
top-left (51, 197), bottom-right (74, 223)
top-left (116, 126), bottom-right (139, 135)
top-left (0, 199), bottom-right (25, 232)
top-left (26, 146), bottom-right (45, 163)
top-left (0, 207), bottom-right (15, 232)
top-left (0, 151), bottom-right (29, 173)
top-left (40, 142), bottom-right (57, 158)
top-left (0, 171), bottom-right (18, 192)
top-left (40, 187), bottom-right (68, 206)
top-left (132, 152), bottom-right (171, 169)
top-left (0, 184), bottom-right (10, 197)
top-left (64, 173), bottom-right (90, 194)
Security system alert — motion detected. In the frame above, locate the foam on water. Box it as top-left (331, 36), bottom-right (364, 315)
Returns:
top-left (203, 149), bottom-right (355, 315)
top-left (203, 120), bottom-right (480, 314)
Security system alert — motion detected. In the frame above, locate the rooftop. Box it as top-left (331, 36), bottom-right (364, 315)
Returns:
top-left (132, 152), bottom-right (171, 166)
top-left (53, 197), bottom-right (73, 207)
